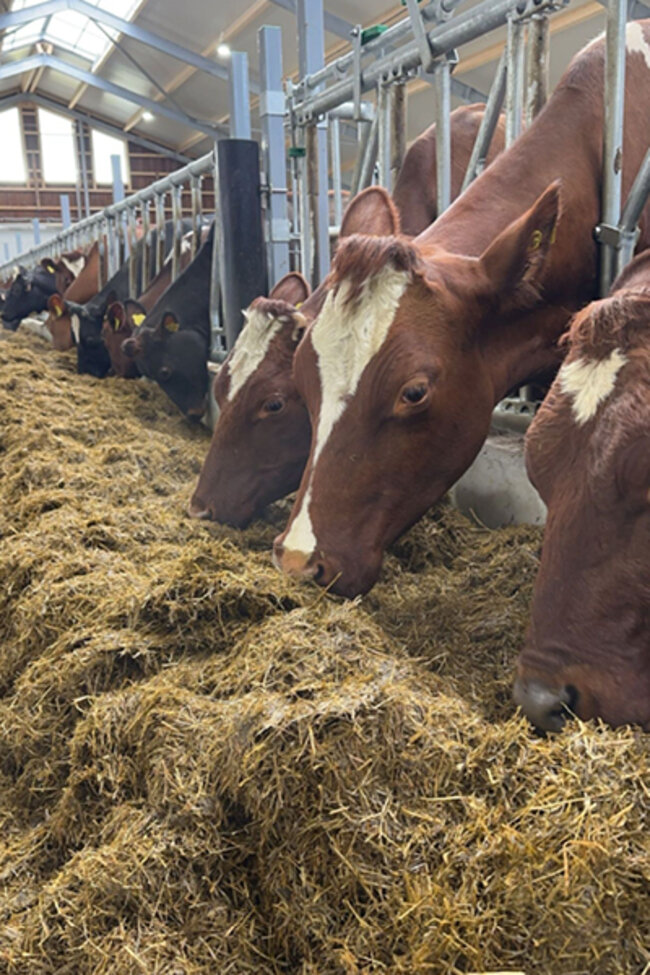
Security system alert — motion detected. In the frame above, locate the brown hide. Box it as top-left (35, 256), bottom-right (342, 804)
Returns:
top-left (274, 29), bottom-right (650, 597)
top-left (189, 108), bottom-right (502, 527)
top-left (47, 242), bottom-right (105, 350)
top-left (393, 103), bottom-right (505, 236)
top-left (514, 250), bottom-right (650, 731)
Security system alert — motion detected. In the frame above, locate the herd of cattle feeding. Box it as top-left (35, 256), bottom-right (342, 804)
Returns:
top-left (2, 27), bottom-right (649, 735)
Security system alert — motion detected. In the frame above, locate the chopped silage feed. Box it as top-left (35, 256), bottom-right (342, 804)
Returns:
top-left (0, 329), bottom-right (648, 975)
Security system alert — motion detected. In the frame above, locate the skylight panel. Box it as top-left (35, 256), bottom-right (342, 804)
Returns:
top-left (0, 108), bottom-right (27, 183)
top-left (3, 0), bottom-right (141, 64)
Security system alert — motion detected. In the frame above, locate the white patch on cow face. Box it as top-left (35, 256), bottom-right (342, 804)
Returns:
top-left (559, 348), bottom-right (627, 425)
top-left (282, 265), bottom-right (409, 557)
top-left (60, 255), bottom-right (85, 279)
top-left (226, 307), bottom-right (284, 403)
top-left (627, 20), bottom-right (650, 68)
top-left (70, 314), bottom-right (81, 345)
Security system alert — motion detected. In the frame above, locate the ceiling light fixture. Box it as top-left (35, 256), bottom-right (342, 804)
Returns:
top-left (142, 111), bottom-right (154, 121)
top-left (216, 42), bottom-right (231, 59)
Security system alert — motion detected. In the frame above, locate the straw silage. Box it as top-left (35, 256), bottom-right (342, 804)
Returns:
top-left (0, 330), bottom-right (648, 975)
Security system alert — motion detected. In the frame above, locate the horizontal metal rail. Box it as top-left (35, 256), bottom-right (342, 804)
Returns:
top-left (0, 150), bottom-right (215, 277)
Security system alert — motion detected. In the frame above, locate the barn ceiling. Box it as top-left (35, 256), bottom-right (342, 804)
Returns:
top-left (0, 0), bottom-right (642, 164)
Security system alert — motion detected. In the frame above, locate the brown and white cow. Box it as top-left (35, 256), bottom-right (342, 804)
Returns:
top-left (46, 241), bottom-right (107, 350)
top-left (273, 25), bottom-right (650, 597)
top-left (188, 107), bottom-right (505, 526)
top-left (514, 250), bottom-right (650, 731)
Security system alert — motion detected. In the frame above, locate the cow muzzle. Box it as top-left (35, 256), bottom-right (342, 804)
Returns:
top-left (272, 539), bottom-right (340, 588)
top-left (513, 676), bottom-right (577, 732)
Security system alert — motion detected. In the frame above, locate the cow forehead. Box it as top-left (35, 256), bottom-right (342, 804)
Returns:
top-left (281, 265), bottom-right (408, 559)
top-left (309, 266), bottom-right (408, 458)
top-left (558, 348), bottom-right (627, 426)
top-left (226, 306), bottom-right (285, 403)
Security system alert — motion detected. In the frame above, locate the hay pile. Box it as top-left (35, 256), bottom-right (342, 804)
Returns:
top-left (0, 330), bottom-right (648, 975)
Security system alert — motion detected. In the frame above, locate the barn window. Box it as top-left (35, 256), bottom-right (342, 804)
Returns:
top-left (92, 130), bottom-right (130, 187)
top-left (38, 109), bottom-right (78, 185)
top-left (0, 108), bottom-right (27, 183)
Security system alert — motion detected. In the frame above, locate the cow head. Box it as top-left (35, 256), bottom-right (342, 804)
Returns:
top-left (54, 294), bottom-right (112, 377)
top-left (515, 259), bottom-right (650, 731)
top-left (188, 272), bottom-right (312, 526)
top-left (1, 264), bottom-right (57, 329)
top-left (274, 182), bottom-right (561, 597)
top-left (188, 187), bottom-right (404, 526)
top-left (123, 310), bottom-right (209, 419)
top-left (101, 299), bottom-right (143, 378)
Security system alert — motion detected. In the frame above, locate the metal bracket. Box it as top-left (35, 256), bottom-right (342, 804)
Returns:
top-left (593, 222), bottom-right (639, 250)
top-left (404, 0), bottom-right (437, 73)
top-left (351, 24), bottom-right (363, 120)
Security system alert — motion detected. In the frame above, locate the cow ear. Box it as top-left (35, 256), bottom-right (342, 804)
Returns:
top-left (106, 301), bottom-right (125, 332)
top-left (268, 271), bottom-right (311, 307)
top-left (161, 311), bottom-right (180, 334)
top-left (41, 257), bottom-right (57, 274)
top-left (480, 181), bottom-right (561, 314)
top-left (48, 293), bottom-right (66, 318)
top-left (339, 186), bottom-right (401, 239)
top-left (124, 299), bottom-right (147, 329)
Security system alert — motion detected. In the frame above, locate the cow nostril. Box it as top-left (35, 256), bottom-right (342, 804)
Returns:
top-left (514, 677), bottom-right (577, 733)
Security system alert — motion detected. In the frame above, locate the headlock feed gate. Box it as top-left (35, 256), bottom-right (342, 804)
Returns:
top-left (2, 0), bottom-right (649, 431)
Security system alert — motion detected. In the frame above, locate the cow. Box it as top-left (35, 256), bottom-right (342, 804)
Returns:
top-left (101, 228), bottom-right (208, 378)
top-left (1, 252), bottom-right (85, 331)
top-left (513, 250), bottom-right (650, 731)
top-left (188, 107), bottom-right (506, 526)
top-left (45, 242), bottom-right (109, 350)
top-left (49, 222), bottom-right (183, 377)
top-left (121, 222), bottom-right (214, 419)
top-left (273, 25), bottom-right (650, 598)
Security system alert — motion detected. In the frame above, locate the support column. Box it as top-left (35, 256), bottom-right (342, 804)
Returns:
top-left (599, 0), bottom-right (627, 295)
top-left (525, 14), bottom-right (549, 126)
top-left (505, 15), bottom-right (526, 148)
top-left (59, 194), bottom-right (71, 229)
top-left (259, 25), bottom-right (290, 285)
top-left (32, 218), bottom-right (41, 246)
top-left (229, 51), bottom-right (252, 139)
top-left (390, 83), bottom-right (407, 190)
top-left (433, 58), bottom-right (452, 214)
top-left (298, 0), bottom-right (329, 285)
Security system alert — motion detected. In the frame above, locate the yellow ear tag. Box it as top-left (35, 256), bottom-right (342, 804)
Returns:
top-left (131, 313), bottom-right (145, 327)
top-left (529, 229), bottom-right (543, 251)
top-left (54, 305), bottom-right (62, 319)
top-left (295, 301), bottom-right (303, 309)
top-left (112, 318), bottom-right (121, 332)
top-left (549, 224), bottom-right (557, 245)
top-left (164, 318), bottom-right (179, 333)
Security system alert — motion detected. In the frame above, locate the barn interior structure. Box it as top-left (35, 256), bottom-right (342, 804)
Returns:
top-left (1, 1), bottom-right (649, 972)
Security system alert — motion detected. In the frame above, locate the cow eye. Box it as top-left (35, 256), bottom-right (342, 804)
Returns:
top-left (402, 383), bottom-right (428, 405)
top-left (263, 397), bottom-right (285, 415)
top-left (159, 365), bottom-right (173, 381)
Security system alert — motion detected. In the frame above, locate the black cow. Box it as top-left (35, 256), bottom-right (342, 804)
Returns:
top-left (121, 222), bottom-right (214, 419)
top-left (54, 222), bottom-right (187, 377)
top-left (2, 264), bottom-right (55, 330)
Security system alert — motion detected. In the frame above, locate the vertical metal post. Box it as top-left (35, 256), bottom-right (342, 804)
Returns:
top-left (111, 154), bottom-right (125, 203)
top-left (14, 232), bottom-right (22, 256)
top-left (154, 192), bottom-right (166, 274)
top-left (190, 175), bottom-right (202, 258)
top-left (171, 182), bottom-right (183, 281)
top-left (141, 199), bottom-right (152, 290)
top-left (4, 243), bottom-right (10, 262)
top-left (210, 145), bottom-right (224, 359)
top-left (433, 59), bottom-right (452, 214)
top-left (377, 82), bottom-right (392, 191)
top-left (350, 117), bottom-right (376, 196)
top-left (391, 83), bottom-right (407, 190)
top-left (600, 0), bottom-right (627, 295)
top-left (298, 0), bottom-right (329, 284)
top-left (97, 217), bottom-right (107, 288)
top-left (77, 120), bottom-right (91, 218)
top-left (461, 50), bottom-right (507, 192)
top-left (106, 216), bottom-right (118, 278)
top-left (127, 207), bottom-right (139, 296)
top-left (229, 51), bottom-right (252, 139)
top-left (259, 25), bottom-right (290, 285)
top-left (60, 194), bottom-right (71, 229)
top-left (525, 14), bottom-right (549, 126)
top-left (615, 149), bottom-right (650, 277)
top-left (505, 15), bottom-right (526, 148)
top-left (32, 218), bottom-right (41, 246)
top-left (330, 114), bottom-right (343, 230)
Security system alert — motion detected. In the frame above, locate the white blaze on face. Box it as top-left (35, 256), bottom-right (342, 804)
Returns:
top-left (282, 264), bottom-right (409, 557)
top-left (559, 348), bottom-right (627, 425)
top-left (71, 313), bottom-right (81, 345)
top-left (226, 307), bottom-right (285, 403)
top-left (60, 255), bottom-right (85, 279)
top-left (627, 21), bottom-right (650, 68)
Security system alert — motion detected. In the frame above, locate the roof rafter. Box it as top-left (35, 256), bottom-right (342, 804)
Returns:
top-left (0, 52), bottom-right (227, 136)
top-left (0, 90), bottom-right (192, 162)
